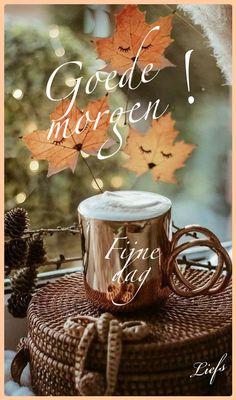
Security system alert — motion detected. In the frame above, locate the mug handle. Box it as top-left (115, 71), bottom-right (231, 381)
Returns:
top-left (166, 225), bottom-right (232, 297)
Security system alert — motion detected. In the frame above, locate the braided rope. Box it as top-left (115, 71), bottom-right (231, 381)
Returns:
top-left (64, 313), bottom-right (149, 395)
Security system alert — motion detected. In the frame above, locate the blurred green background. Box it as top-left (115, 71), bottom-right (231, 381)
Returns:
top-left (5, 5), bottom-right (231, 265)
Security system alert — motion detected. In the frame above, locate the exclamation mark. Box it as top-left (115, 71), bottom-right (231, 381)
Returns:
top-left (185, 49), bottom-right (195, 104)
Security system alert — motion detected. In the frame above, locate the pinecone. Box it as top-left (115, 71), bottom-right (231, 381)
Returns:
top-left (26, 237), bottom-right (46, 267)
top-left (11, 267), bottom-right (37, 294)
top-left (5, 238), bottom-right (28, 270)
top-left (5, 208), bottom-right (29, 238)
top-left (7, 292), bottom-right (32, 318)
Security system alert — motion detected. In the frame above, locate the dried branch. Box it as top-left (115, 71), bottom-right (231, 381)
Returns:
top-left (42, 254), bottom-right (215, 272)
top-left (23, 225), bottom-right (80, 238)
top-left (177, 256), bottom-right (216, 270)
top-left (172, 222), bottom-right (199, 239)
top-left (43, 255), bottom-right (83, 269)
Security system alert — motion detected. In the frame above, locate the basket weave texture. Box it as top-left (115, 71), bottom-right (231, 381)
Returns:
top-left (27, 268), bottom-right (232, 396)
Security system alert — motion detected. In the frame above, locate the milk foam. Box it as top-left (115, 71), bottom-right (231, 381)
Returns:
top-left (78, 191), bottom-right (171, 221)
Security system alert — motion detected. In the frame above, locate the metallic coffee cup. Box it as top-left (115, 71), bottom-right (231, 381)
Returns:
top-left (78, 191), bottom-right (232, 312)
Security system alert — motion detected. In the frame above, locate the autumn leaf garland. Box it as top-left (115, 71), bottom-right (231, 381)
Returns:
top-left (23, 96), bottom-right (112, 177)
top-left (22, 5), bottom-right (196, 184)
top-left (123, 114), bottom-right (196, 184)
top-left (96, 5), bottom-right (174, 73)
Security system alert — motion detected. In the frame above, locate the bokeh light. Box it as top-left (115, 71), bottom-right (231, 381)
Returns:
top-left (91, 178), bottom-right (103, 191)
top-left (12, 89), bottom-right (23, 100)
top-left (49, 24), bottom-right (59, 38)
top-left (55, 47), bottom-right (65, 57)
top-left (15, 192), bottom-right (26, 204)
top-left (65, 76), bottom-right (76, 87)
top-left (111, 175), bottom-right (123, 188)
top-left (29, 160), bottom-right (39, 172)
top-left (26, 121), bottom-right (37, 133)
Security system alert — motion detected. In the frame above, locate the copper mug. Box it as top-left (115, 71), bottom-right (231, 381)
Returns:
top-left (78, 191), bottom-right (231, 312)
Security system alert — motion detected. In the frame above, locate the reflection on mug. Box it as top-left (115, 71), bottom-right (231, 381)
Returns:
top-left (78, 191), bottom-right (232, 312)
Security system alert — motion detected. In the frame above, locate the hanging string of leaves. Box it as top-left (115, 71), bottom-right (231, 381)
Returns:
top-left (22, 5), bottom-right (196, 184)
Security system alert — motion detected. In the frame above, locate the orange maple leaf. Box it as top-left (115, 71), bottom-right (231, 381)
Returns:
top-left (22, 96), bottom-right (111, 177)
top-left (122, 113), bottom-right (196, 183)
top-left (96, 5), bottom-right (174, 74)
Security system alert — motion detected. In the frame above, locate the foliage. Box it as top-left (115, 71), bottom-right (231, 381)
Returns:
top-left (123, 113), bottom-right (195, 183)
top-left (96, 5), bottom-right (174, 72)
top-left (5, 5), bottom-right (232, 242)
top-left (5, 21), bottom-right (125, 230)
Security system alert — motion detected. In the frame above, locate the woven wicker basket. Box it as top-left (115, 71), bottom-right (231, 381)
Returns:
top-left (17, 267), bottom-right (231, 396)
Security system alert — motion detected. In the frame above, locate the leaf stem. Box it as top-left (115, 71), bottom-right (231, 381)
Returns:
top-left (80, 153), bottom-right (103, 193)
top-left (124, 85), bottom-right (131, 125)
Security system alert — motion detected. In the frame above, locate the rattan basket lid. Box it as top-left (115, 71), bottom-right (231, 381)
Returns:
top-left (27, 267), bottom-right (231, 374)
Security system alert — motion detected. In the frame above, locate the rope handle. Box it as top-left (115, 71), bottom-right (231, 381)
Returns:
top-left (166, 225), bottom-right (232, 297)
top-left (64, 312), bottom-right (149, 396)
top-left (11, 337), bottom-right (29, 385)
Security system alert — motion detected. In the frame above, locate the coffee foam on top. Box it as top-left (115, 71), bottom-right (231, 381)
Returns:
top-left (78, 191), bottom-right (172, 221)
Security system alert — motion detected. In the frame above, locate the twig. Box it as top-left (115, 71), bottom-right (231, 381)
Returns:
top-left (43, 255), bottom-right (83, 269)
top-left (172, 222), bottom-right (199, 239)
top-left (177, 256), bottom-right (216, 270)
top-left (4, 255), bottom-right (83, 277)
top-left (22, 225), bottom-right (80, 238)
top-left (43, 254), bottom-right (215, 271)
